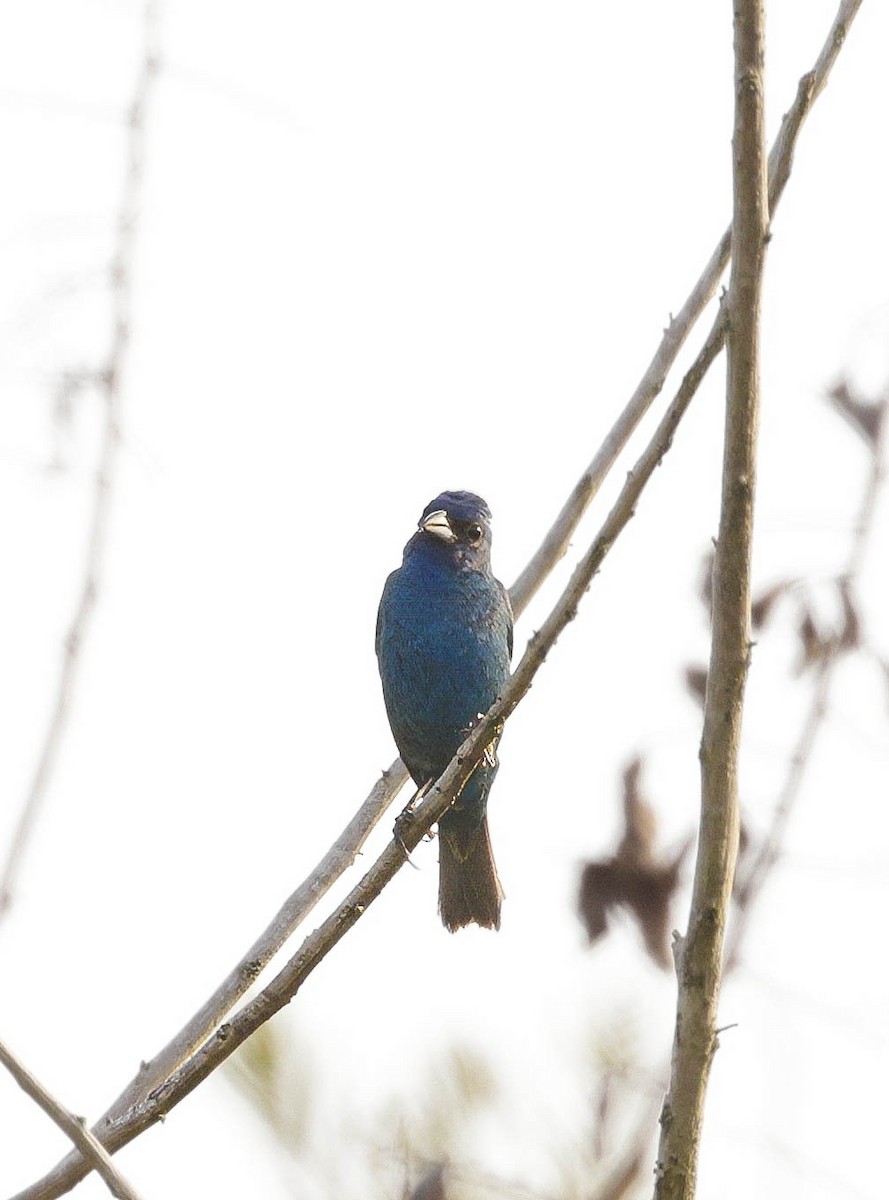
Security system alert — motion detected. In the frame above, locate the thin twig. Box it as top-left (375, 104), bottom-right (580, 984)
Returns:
top-left (119, 313), bottom-right (725, 1111)
top-left (587, 5), bottom-right (867, 1196)
top-left (727, 391), bottom-right (887, 970)
top-left (102, 0), bottom-right (860, 1124)
top-left (0, 0), bottom-right (160, 920)
top-left (508, 0), bottom-right (861, 620)
top-left (591, 1098), bottom-right (662, 1200)
top-left (7, 260), bottom-right (740, 1200)
top-left (654, 4), bottom-right (769, 1199)
top-left (9, 3), bottom-right (864, 1198)
top-left (0, 1039), bottom-right (143, 1200)
top-left (589, 385), bottom-right (883, 1199)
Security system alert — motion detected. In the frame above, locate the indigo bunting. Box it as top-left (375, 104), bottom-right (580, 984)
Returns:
top-left (376, 491), bottom-right (513, 931)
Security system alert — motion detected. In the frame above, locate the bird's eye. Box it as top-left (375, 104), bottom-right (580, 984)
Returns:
top-left (467, 523), bottom-right (483, 544)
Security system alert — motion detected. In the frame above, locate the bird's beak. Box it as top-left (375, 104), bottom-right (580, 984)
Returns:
top-left (420, 509), bottom-right (457, 542)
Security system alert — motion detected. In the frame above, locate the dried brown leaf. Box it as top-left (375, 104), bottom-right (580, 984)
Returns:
top-left (837, 577), bottom-right (862, 651)
top-left (619, 756), bottom-right (657, 863)
top-left (751, 579), bottom-right (795, 630)
top-left (578, 852), bottom-right (687, 970)
top-left (578, 861), bottom-right (616, 943)
top-left (697, 549), bottom-right (715, 618)
top-left (826, 381), bottom-right (886, 449)
top-left (795, 607), bottom-right (826, 674)
top-left (410, 1164), bottom-right (447, 1200)
top-left (684, 665), bottom-right (708, 706)
top-left (579, 762), bottom-right (691, 969)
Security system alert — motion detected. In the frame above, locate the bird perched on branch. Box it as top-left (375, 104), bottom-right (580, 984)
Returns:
top-left (376, 491), bottom-right (513, 931)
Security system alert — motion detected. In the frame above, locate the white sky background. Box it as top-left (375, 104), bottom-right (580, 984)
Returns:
top-left (1, 2), bottom-right (888, 1198)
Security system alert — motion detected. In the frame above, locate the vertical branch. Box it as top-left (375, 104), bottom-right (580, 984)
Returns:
top-left (0, 1), bottom-right (159, 918)
top-left (5, 2), bottom-right (863, 1197)
top-left (654, 4), bottom-right (768, 1199)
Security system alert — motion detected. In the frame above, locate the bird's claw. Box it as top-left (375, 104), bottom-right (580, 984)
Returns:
top-left (393, 807), bottom-right (421, 869)
top-left (394, 781), bottom-right (432, 869)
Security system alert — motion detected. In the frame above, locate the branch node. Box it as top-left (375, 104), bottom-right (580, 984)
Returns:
top-left (670, 929), bottom-right (685, 977)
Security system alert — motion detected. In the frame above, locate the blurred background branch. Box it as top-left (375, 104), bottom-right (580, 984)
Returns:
top-left (38, 0), bottom-right (865, 1165)
top-left (727, 379), bottom-right (887, 969)
top-left (0, 0), bottom-right (159, 920)
top-left (2, 2), bottom-right (883, 1199)
top-left (12, 281), bottom-right (740, 1197)
top-left (0, 1039), bottom-right (144, 1200)
top-left (6, 4), bottom-right (870, 1199)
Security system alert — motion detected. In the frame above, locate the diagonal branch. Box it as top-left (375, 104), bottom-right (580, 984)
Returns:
top-left (9, 2), bottom-right (863, 1197)
top-left (508, 0), bottom-right (861, 619)
top-left (105, 760), bottom-right (410, 1123)
top-left (654, 3), bottom-right (769, 1198)
top-left (6, 265), bottom-right (744, 1200)
top-left (0, 1040), bottom-right (143, 1200)
top-left (92, 0), bottom-right (859, 1132)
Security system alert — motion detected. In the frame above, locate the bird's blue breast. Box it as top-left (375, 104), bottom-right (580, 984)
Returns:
top-left (376, 548), bottom-right (512, 784)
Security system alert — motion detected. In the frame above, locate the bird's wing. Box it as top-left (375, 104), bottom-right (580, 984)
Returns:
top-left (499, 580), bottom-right (514, 660)
top-left (374, 581), bottom-right (387, 659)
top-left (375, 569), bottom-right (400, 658)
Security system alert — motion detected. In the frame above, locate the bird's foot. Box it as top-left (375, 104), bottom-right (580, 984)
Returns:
top-left (393, 780), bottom-right (436, 867)
top-left (393, 810), bottom-right (420, 869)
top-left (392, 789), bottom-right (419, 869)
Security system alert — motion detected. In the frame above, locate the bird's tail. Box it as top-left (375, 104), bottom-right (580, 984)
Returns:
top-left (437, 811), bottom-right (503, 932)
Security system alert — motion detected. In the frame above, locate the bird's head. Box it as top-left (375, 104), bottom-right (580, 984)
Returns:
top-left (411, 490), bottom-right (494, 567)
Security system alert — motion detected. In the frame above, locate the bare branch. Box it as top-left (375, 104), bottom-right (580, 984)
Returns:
top-left (0, 1040), bottom-right (143, 1200)
top-left (509, 0), bottom-right (865, 620)
top-left (6, 249), bottom-right (749, 1200)
top-left (592, 1099), bottom-right (662, 1200)
top-left (9, 3), bottom-right (865, 1197)
top-left (728, 387), bottom-right (887, 969)
top-left (653, 5), bottom-right (768, 1198)
top-left (0, 0), bottom-right (160, 920)
top-left (106, 759), bottom-right (409, 1121)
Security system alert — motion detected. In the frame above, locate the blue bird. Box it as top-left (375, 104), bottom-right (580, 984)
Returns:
top-left (376, 491), bottom-right (513, 931)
